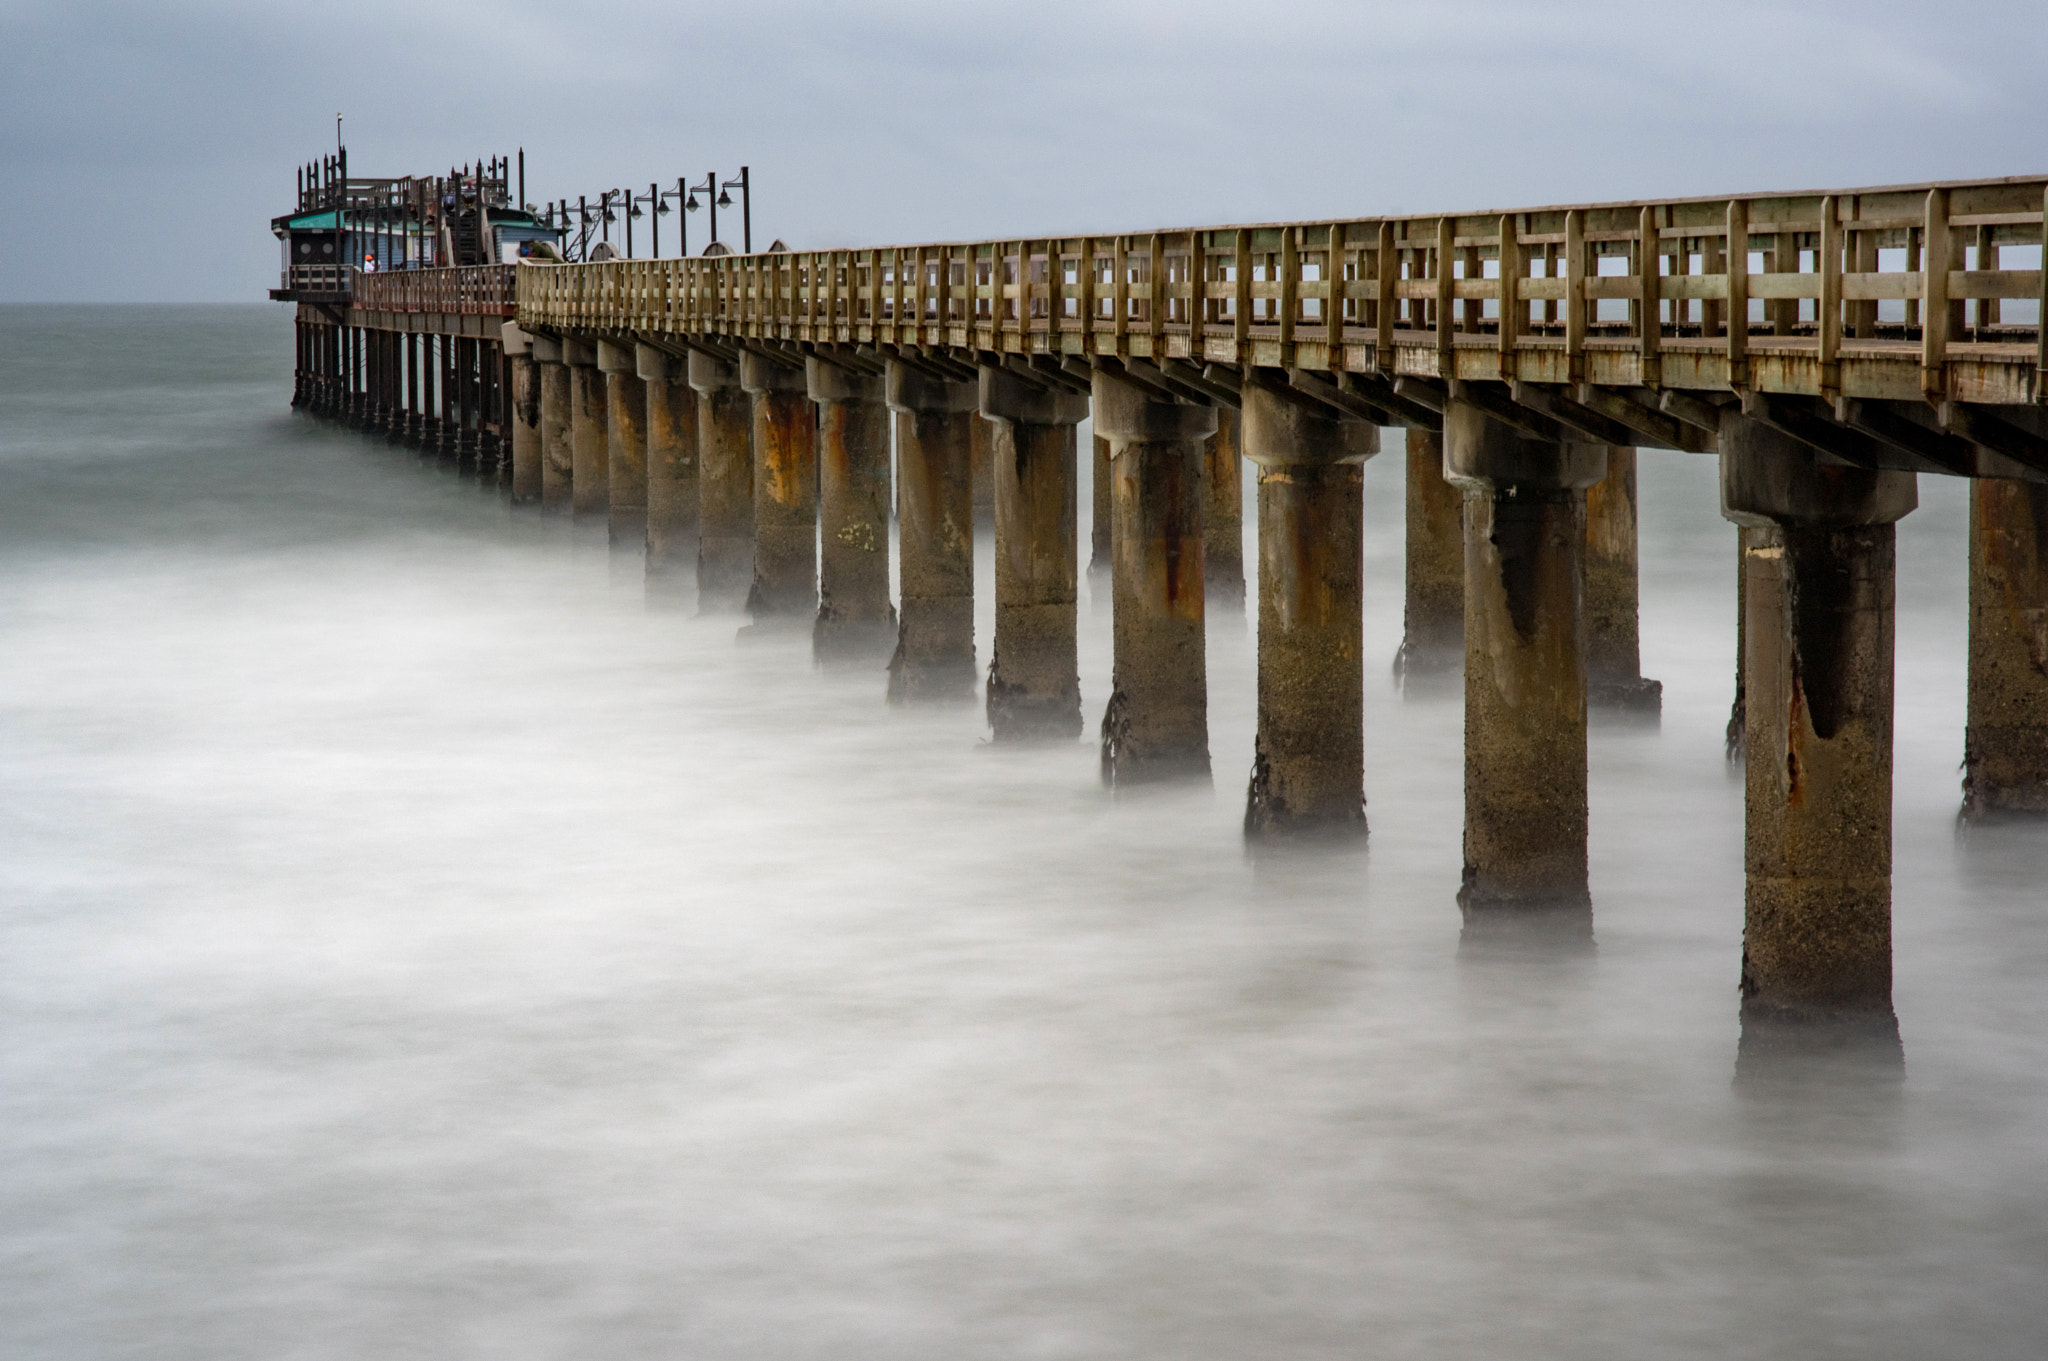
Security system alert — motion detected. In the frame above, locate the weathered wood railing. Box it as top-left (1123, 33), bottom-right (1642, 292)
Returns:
top-left (515, 175), bottom-right (2048, 406)
top-left (355, 264), bottom-right (519, 316)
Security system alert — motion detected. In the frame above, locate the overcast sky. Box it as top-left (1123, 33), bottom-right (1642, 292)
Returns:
top-left (2, 0), bottom-right (2042, 303)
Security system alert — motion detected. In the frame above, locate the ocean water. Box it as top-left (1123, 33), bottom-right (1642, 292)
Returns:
top-left (1, 304), bottom-right (2044, 1360)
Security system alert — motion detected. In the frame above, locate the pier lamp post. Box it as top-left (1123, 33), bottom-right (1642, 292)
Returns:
top-left (636, 183), bottom-right (678, 258)
top-left (626, 187), bottom-right (650, 259)
top-left (684, 168), bottom-right (753, 253)
top-left (663, 179), bottom-right (690, 257)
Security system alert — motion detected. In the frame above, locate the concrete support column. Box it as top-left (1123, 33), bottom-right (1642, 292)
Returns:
top-left (688, 351), bottom-right (754, 614)
top-left (1585, 446), bottom-right (1663, 712)
top-left (971, 414), bottom-right (996, 525)
top-left (1727, 525), bottom-right (1759, 761)
top-left (1445, 402), bottom-right (1607, 910)
top-left (885, 361), bottom-right (978, 703)
top-left (1092, 371), bottom-right (1217, 785)
top-left (598, 340), bottom-right (648, 555)
top-left (384, 333), bottom-right (408, 445)
top-left (564, 337), bottom-right (608, 520)
top-left (1964, 477), bottom-right (2048, 816)
top-left (739, 351), bottom-right (817, 624)
top-left (1722, 414), bottom-right (1916, 1025)
top-left (505, 326), bottom-right (541, 504)
top-left (638, 344), bottom-right (698, 602)
top-left (980, 366), bottom-right (1088, 741)
top-left (1089, 434), bottom-right (1113, 577)
top-left (1396, 429), bottom-right (1465, 685)
top-left (1240, 383), bottom-right (1379, 837)
top-left (533, 338), bottom-right (573, 514)
top-left (808, 358), bottom-right (896, 664)
top-left (1203, 405), bottom-right (1246, 607)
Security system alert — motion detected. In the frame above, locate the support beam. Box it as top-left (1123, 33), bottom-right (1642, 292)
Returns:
top-left (739, 350), bottom-right (818, 625)
top-left (1722, 413), bottom-right (1916, 1030)
top-left (639, 344), bottom-right (699, 604)
top-left (808, 357), bottom-right (896, 664)
top-left (1445, 401), bottom-right (1607, 912)
top-left (1092, 369), bottom-right (1216, 786)
top-left (1240, 380), bottom-right (1378, 838)
top-left (886, 361), bottom-right (978, 702)
top-left (980, 364), bottom-right (1087, 741)
top-left (688, 351), bottom-right (754, 614)
top-left (1964, 477), bottom-right (2048, 817)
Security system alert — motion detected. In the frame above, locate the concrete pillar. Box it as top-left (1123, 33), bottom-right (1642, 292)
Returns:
top-left (1396, 429), bottom-right (1464, 685)
top-left (980, 365), bottom-right (1088, 741)
top-left (971, 413), bottom-right (996, 525)
top-left (807, 358), bottom-right (896, 664)
top-left (1722, 414), bottom-right (1916, 1024)
top-left (597, 340), bottom-right (648, 555)
top-left (508, 351), bottom-right (541, 502)
top-left (1585, 446), bottom-right (1663, 712)
top-left (1203, 405), bottom-right (1246, 607)
top-left (1240, 383), bottom-right (1379, 837)
top-left (564, 337), bottom-right (608, 521)
top-left (1089, 433), bottom-right (1113, 577)
top-left (533, 337), bottom-right (573, 515)
top-left (1445, 403), bottom-right (1607, 910)
top-left (739, 350), bottom-right (817, 624)
top-left (885, 361), bottom-right (978, 703)
top-left (688, 351), bottom-right (753, 614)
top-left (638, 344), bottom-right (698, 603)
top-left (1727, 526), bottom-right (1755, 761)
top-left (1092, 370), bottom-right (1217, 785)
top-left (1963, 477), bottom-right (2048, 817)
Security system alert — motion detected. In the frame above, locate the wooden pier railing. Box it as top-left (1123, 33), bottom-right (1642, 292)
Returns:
top-left (514, 175), bottom-right (2048, 407)
top-left (354, 264), bottom-right (519, 316)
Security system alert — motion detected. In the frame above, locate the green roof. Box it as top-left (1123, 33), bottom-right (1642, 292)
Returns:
top-left (279, 209), bottom-right (343, 231)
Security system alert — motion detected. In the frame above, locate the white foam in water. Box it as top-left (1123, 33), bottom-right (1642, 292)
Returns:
top-left (1, 305), bottom-right (2045, 1359)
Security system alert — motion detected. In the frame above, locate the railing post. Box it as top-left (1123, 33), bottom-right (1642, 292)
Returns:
top-left (1819, 195), bottom-right (1842, 390)
top-left (1498, 214), bottom-right (1521, 374)
top-left (1922, 187), bottom-right (1951, 397)
top-left (1375, 221), bottom-right (1397, 374)
top-left (1638, 205), bottom-right (1661, 387)
top-left (1727, 200), bottom-right (1749, 388)
top-left (1435, 217), bottom-right (1456, 377)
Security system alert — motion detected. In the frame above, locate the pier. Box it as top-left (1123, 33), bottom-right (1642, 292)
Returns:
top-left (276, 166), bottom-right (2048, 1040)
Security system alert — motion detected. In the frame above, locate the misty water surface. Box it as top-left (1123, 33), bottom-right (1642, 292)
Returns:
top-left (1, 305), bottom-right (2044, 1359)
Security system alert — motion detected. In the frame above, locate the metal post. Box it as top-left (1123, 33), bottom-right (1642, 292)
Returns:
top-left (741, 166), bottom-right (751, 253)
